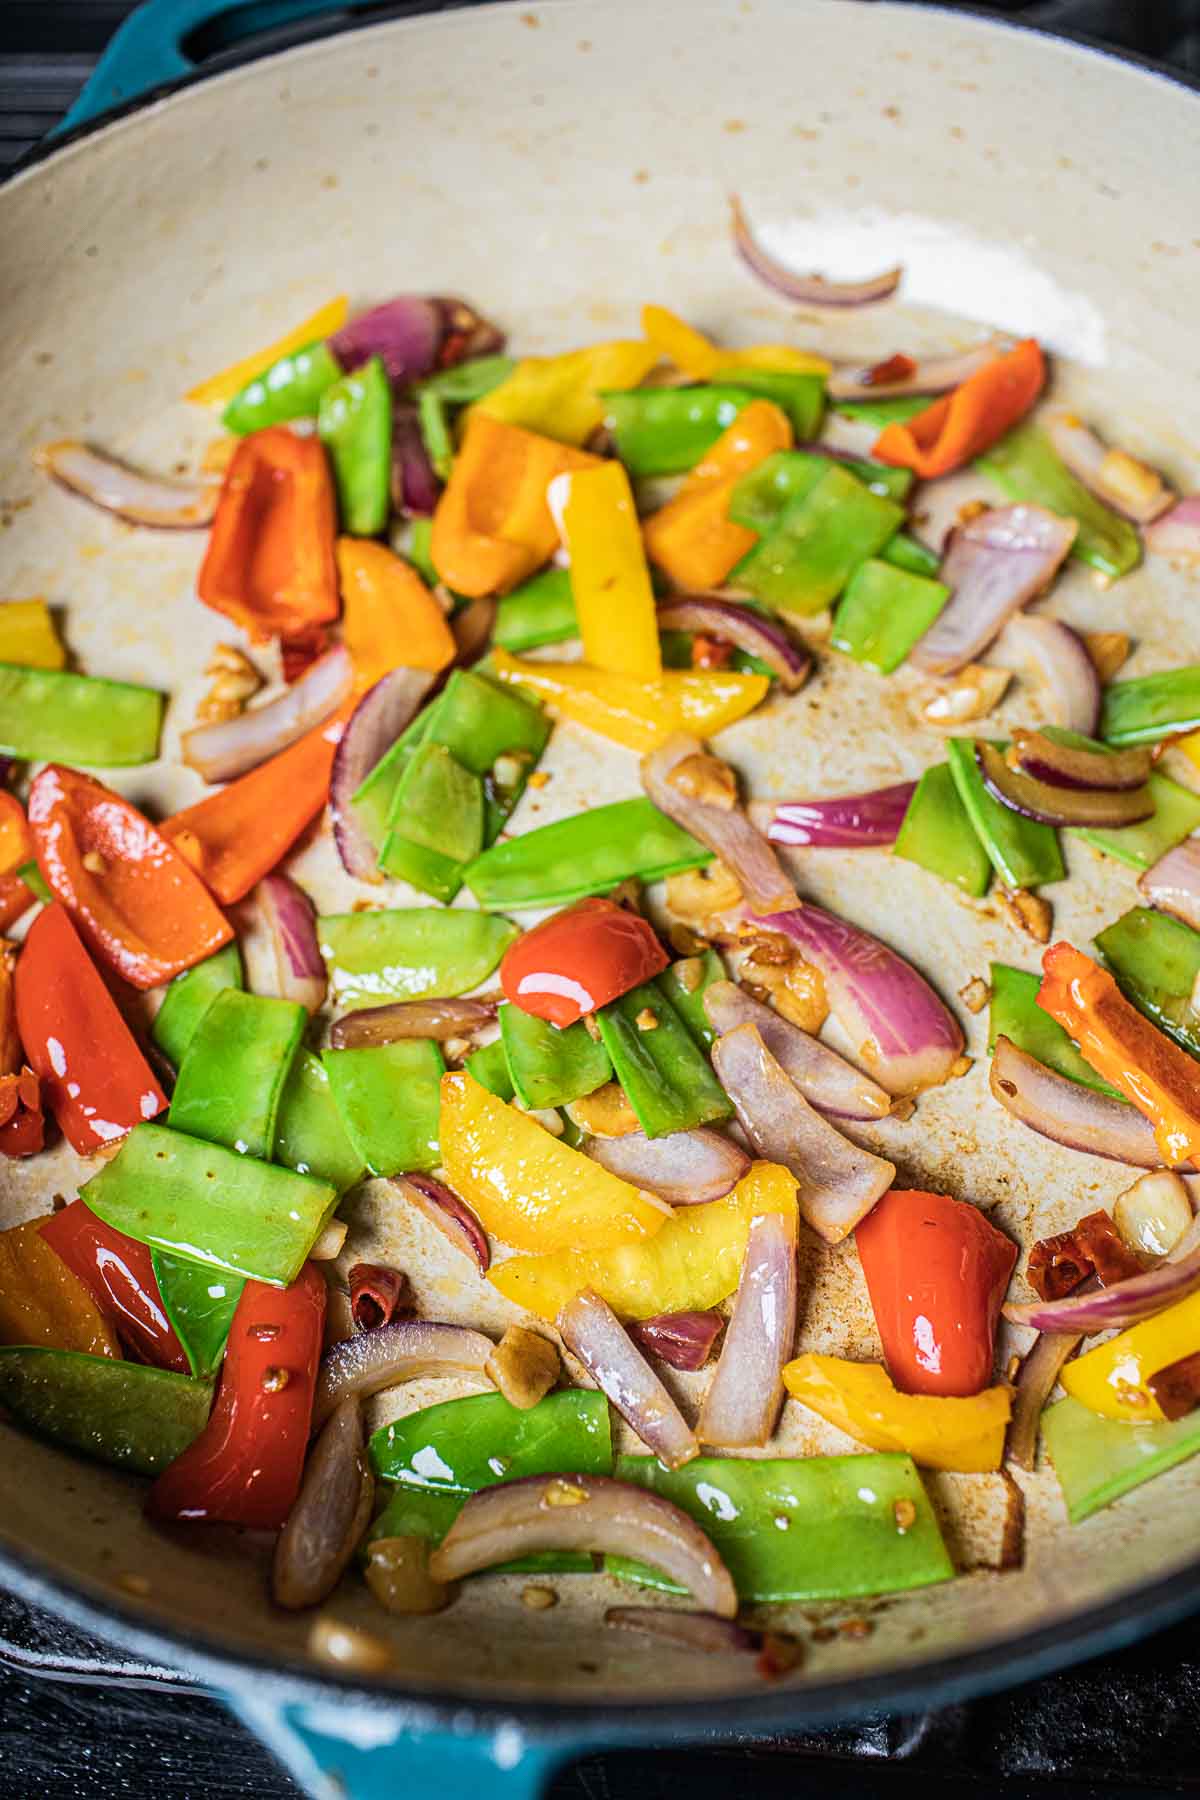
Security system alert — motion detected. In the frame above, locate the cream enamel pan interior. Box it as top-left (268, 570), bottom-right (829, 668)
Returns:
top-left (3, 0), bottom-right (1200, 1713)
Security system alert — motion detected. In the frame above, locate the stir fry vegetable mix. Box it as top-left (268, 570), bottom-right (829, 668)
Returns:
top-left (5, 263), bottom-right (1200, 1646)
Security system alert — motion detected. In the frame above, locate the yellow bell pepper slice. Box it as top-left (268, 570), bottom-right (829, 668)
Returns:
top-left (1177, 731), bottom-right (1200, 776)
top-left (641, 304), bottom-right (831, 379)
top-left (0, 599), bottom-right (66, 671)
top-left (186, 295), bottom-right (349, 406)
top-left (490, 648), bottom-right (768, 753)
top-left (335, 538), bottom-right (456, 689)
top-left (440, 1070), bottom-right (669, 1254)
top-left (0, 1220), bottom-right (121, 1357)
top-left (548, 462), bottom-right (661, 683)
top-left (783, 1353), bottom-right (1011, 1473)
top-left (490, 1160), bottom-right (796, 1320)
top-left (1060, 1288), bottom-right (1200, 1422)
top-left (476, 340), bottom-right (659, 446)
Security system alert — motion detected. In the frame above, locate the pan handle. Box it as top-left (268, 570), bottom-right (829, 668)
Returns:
top-left (57, 1), bottom-right (365, 134)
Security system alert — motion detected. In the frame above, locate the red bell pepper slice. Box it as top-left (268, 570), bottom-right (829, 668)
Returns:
top-left (873, 339), bottom-right (1045, 479)
top-left (197, 426), bottom-right (340, 643)
top-left (499, 896), bottom-right (669, 1029)
top-left (855, 1188), bottom-right (1017, 1397)
top-left (13, 904), bottom-right (167, 1154)
top-left (161, 709), bottom-right (347, 906)
top-left (40, 1201), bottom-right (189, 1373)
top-left (147, 1262), bottom-right (325, 1528)
top-left (28, 765), bottom-right (233, 991)
top-left (0, 1068), bottom-right (44, 1157)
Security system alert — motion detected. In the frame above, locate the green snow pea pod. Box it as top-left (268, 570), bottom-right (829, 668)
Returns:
top-left (151, 941), bottom-right (244, 1069)
top-left (1095, 906), bottom-right (1200, 1062)
top-left (151, 1255), bottom-right (244, 1382)
top-left (1073, 771), bottom-right (1200, 871)
top-left (880, 531), bottom-right (941, 578)
top-left (350, 701), bottom-right (442, 856)
top-left (494, 567), bottom-right (578, 654)
top-left (602, 385), bottom-right (758, 477)
top-left (499, 1003), bottom-right (612, 1111)
top-left (318, 908), bottom-right (518, 1010)
top-left (464, 1037), bottom-right (514, 1102)
top-left (608, 1453), bottom-right (953, 1603)
top-left (892, 763), bottom-right (991, 898)
top-left (380, 742), bottom-right (484, 899)
top-left (657, 950), bottom-right (726, 1048)
top-left (417, 386), bottom-right (455, 482)
top-left (369, 1388), bottom-right (612, 1489)
top-left (729, 449), bottom-right (909, 534)
top-left (945, 737), bottom-right (1064, 890)
top-left (976, 422), bottom-right (1140, 579)
top-left (716, 368), bottom-right (825, 439)
top-left (834, 394), bottom-right (928, 427)
top-left (221, 340), bottom-right (342, 434)
top-left (1043, 1394), bottom-right (1200, 1523)
top-left (273, 1049), bottom-right (366, 1192)
top-left (0, 664), bottom-right (163, 766)
top-left (465, 798), bottom-right (711, 911)
top-left (1101, 666), bottom-right (1200, 747)
top-left (167, 989), bottom-right (306, 1160)
top-left (831, 558), bottom-right (949, 674)
top-left (596, 982), bottom-right (731, 1139)
top-left (987, 963), bottom-right (1121, 1098)
top-left (404, 516), bottom-right (438, 587)
top-left (0, 1347), bottom-right (212, 1477)
top-left (377, 832), bottom-right (465, 905)
top-left (322, 1039), bottom-right (444, 1176)
top-left (732, 466), bottom-right (904, 617)
top-left (417, 355), bottom-right (517, 405)
top-left (318, 354), bottom-right (392, 536)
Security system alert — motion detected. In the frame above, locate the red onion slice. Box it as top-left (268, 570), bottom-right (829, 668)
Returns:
top-left (428, 1472), bottom-right (737, 1617)
top-left (1043, 412), bottom-right (1175, 524)
top-left (1007, 1327), bottom-right (1082, 1471)
top-left (313, 1319), bottom-right (494, 1430)
top-left (976, 742), bottom-right (1153, 829)
top-left (272, 1397), bottom-right (374, 1610)
top-left (558, 1288), bottom-right (699, 1470)
top-left (910, 506), bottom-right (1077, 677)
top-left (183, 646), bottom-right (354, 785)
top-left (993, 615), bottom-right (1100, 737)
top-left (328, 296), bottom-right (502, 385)
top-left (989, 1036), bottom-right (1184, 1169)
top-left (1005, 1244), bottom-right (1200, 1334)
top-left (1145, 496), bottom-right (1200, 560)
top-left (1139, 839), bottom-right (1200, 931)
top-left (1010, 728), bottom-right (1150, 794)
top-left (642, 734), bottom-right (798, 916)
top-left (330, 667), bottom-right (439, 882)
top-left (729, 194), bottom-right (901, 308)
top-left (391, 401), bottom-right (441, 516)
top-left (628, 1311), bottom-right (725, 1372)
top-left (584, 1129), bottom-right (750, 1206)
top-left (767, 783), bottom-right (916, 849)
top-left (703, 981), bottom-right (891, 1121)
top-left (330, 998), bottom-right (497, 1049)
top-left (712, 1025), bottom-right (894, 1244)
top-left (753, 905), bottom-right (965, 1096)
top-left (605, 1607), bottom-right (760, 1654)
top-left (349, 1264), bottom-right (412, 1332)
top-left (697, 1208), bottom-right (797, 1449)
top-left (451, 598), bottom-right (497, 668)
top-left (257, 872), bottom-right (327, 1014)
top-left (655, 599), bottom-right (812, 692)
top-left (34, 439), bottom-right (219, 529)
top-left (394, 1174), bottom-right (490, 1275)
top-left (827, 339), bottom-right (1009, 402)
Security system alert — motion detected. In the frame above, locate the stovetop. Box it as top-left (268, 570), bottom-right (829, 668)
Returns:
top-left (3, 2), bottom-right (1200, 1795)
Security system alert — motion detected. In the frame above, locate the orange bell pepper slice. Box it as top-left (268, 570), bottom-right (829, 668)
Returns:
top-left (430, 414), bottom-right (600, 598)
top-left (162, 709), bottom-right (347, 906)
top-left (197, 426), bottom-right (340, 642)
top-left (28, 765), bottom-right (233, 991)
top-left (0, 1220), bottom-right (120, 1356)
top-left (335, 538), bottom-right (456, 688)
top-left (873, 339), bottom-right (1045, 479)
top-left (643, 398), bottom-right (793, 590)
top-left (1038, 941), bottom-right (1200, 1167)
top-left (0, 792), bottom-right (35, 933)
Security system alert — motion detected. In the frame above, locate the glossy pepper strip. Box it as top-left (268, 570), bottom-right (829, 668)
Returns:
top-left (318, 355), bottom-right (392, 537)
top-left (0, 1219), bottom-right (120, 1357)
top-left (549, 461), bottom-right (661, 682)
top-left (855, 1189), bottom-right (1018, 1398)
top-left (643, 399), bottom-right (793, 592)
top-left (489, 648), bottom-right (768, 754)
top-left (197, 426), bottom-right (340, 642)
top-left (873, 339), bottom-right (1045, 479)
top-left (335, 537), bottom-right (455, 688)
top-left (14, 905), bottom-right (166, 1154)
top-left (1037, 941), bottom-right (1200, 1168)
top-left (28, 765), bottom-right (233, 990)
top-left (162, 710), bottom-right (346, 906)
top-left (500, 897), bottom-right (669, 1029)
top-left (640, 304), bottom-right (830, 380)
top-left (1060, 1288), bottom-right (1200, 1423)
top-left (782, 1353), bottom-right (1011, 1473)
top-left (186, 295), bottom-right (349, 406)
top-left (147, 1263), bottom-right (325, 1528)
top-left (0, 1348), bottom-right (212, 1478)
top-left (475, 340), bottom-right (658, 445)
top-left (0, 1065), bottom-right (43, 1157)
top-left (40, 1202), bottom-right (189, 1373)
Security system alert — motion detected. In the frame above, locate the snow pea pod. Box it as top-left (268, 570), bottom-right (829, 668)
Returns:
top-left (318, 908), bottom-right (518, 1010)
top-left (1043, 1394), bottom-right (1200, 1522)
top-left (417, 386), bottom-right (454, 481)
top-left (880, 531), bottom-right (941, 578)
top-left (596, 982), bottom-right (732, 1139)
top-left (0, 664), bottom-right (162, 766)
top-left (732, 465), bottom-right (904, 617)
top-left (222, 340), bottom-right (342, 434)
top-left (380, 742), bottom-right (484, 900)
top-left (273, 1049), bottom-right (365, 1191)
top-left (151, 1256), bottom-right (244, 1383)
top-left (1074, 772), bottom-right (1200, 870)
top-left (832, 558), bottom-right (949, 674)
top-left (976, 421), bottom-right (1140, 579)
top-left (1095, 906), bottom-right (1200, 1062)
top-left (602, 385), bottom-right (759, 478)
top-left (729, 449), bottom-right (910, 534)
top-left (0, 1347), bottom-right (211, 1476)
top-left (168, 990), bottom-right (306, 1160)
top-left (322, 1039), bottom-right (444, 1176)
top-left (464, 1036), bottom-right (514, 1102)
top-left (945, 737), bottom-right (1064, 890)
top-left (494, 566), bottom-right (577, 653)
top-left (657, 949), bottom-right (726, 1049)
top-left (835, 394), bottom-right (928, 427)
top-left (499, 1003), bottom-right (612, 1111)
top-left (465, 797), bottom-right (710, 911)
top-left (418, 354), bottom-right (516, 404)
top-left (893, 763), bottom-right (991, 898)
top-left (318, 354), bottom-right (392, 536)
top-left (987, 963), bottom-right (1121, 1097)
top-left (1101, 666), bottom-right (1200, 748)
top-left (152, 942), bottom-right (244, 1070)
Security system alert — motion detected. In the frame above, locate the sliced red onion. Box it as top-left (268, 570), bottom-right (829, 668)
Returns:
top-left (1140, 838), bottom-right (1200, 931)
top-left (703, 981), bottom-right (891, 1121)
top-left (1044, 412), bottom-right (1174, 524)
top-left (1145, 496), bottom-right (1200, 560)
top-left (827, 339), bottom-right (1009, 402)
top-left (331, 998), bottom-right (496, 1049)
top-left (605, 1607), bottom-right (760, 1653)
top-left (993, 614), bottom-right (1100, 737)
top-left (558, 1288), bottom-right (699, 1470)
top-left (349, 1264), bottom-right (412, 1332)
top-left (753, 905), bottom-right (965, 1096)
top-left (584, 1129), bottom-right (749, 1206)
top-left (976, 742), bottom-right (1153, 829)
top-left (312, 1318), bottom-right (493, 1431)
top-left (328, 296), bottom-right (502, 386)
top-left (1006, 1242), bottom-right (1200, 1334)
top-left (1010, 727), bottom-right (1150, 794)
top-left (182, 646), bottom-right (353, 784)
top-left (767, 783), bottom-right (916, 849)
top-left (257, 872), bottom-right (327, 1014)
top-left (394, 1174), bottom-right (490, 1275)
top-left (451, 598), bottom-right (497, 668)
top-left (628, 1311), bottom-right (724, 1372)
top-left (989, 1035), bottom-right (1184, 1169)
top-left (272, 1397), bottom-right (374, 1610)
top-left (391, 401), bottom-right (441, 517)
top-left (910, 506), bottom-right (1077, 677)
top-left (655, 599), bottom-right (812, 692)
top-left (1007, 1327), bottom-right (1082, 1471)
top-left (330, 667), bottom-right (438, 882)
top-left (697, 1207), bottom-right (797, 1449)
top-left (34, 439), bottom-right (219, 529)
top-left (712, 1024), bottom-right (894, 1243)
top-left (430, 1472), bottom-right (736, 1614)
top-left (642, 734), bottom-right (798, 915)
top-left (729, 194), bottom-right (901, 307)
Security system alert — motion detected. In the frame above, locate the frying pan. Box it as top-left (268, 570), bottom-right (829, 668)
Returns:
top-left (4, 1), bottom-right (1200, 1793)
